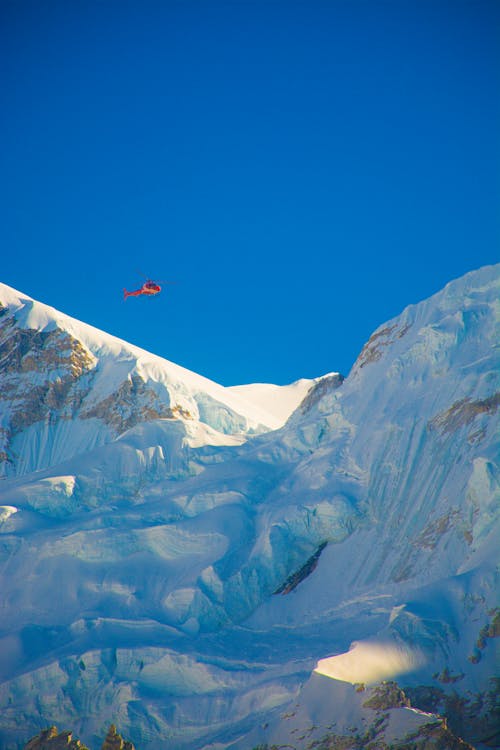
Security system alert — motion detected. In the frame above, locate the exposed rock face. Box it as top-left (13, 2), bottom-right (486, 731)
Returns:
top-left (401, 722), bottom-right (475, 750)
top-left (79, 374), bottom-right (188, 433)
top-left (284, 721), bottom-right (474, 750)
top-left (298, 373), bottom-right (344, 414)
top-left (101, 725), bottom-right (135, 750)
top-left (273, 541), bottom-right (328, 594)
top-left (406, 677), bottom-right (500, 748)
top-left (428, 393), bottom-right (500, 434)
top-left (22, 725), bottom-right (135, 750)
top-left (23, 726), bottom-right (89, 750)
top-left (244, 677), bottom-right (475, 750)
top-left (352, 321), bottom-right (411, 370)
top-left (0, 311), bottom-right (176, 474)
top-left (361, 680), bottom-right (410, 709)
top-left (0, 321), bottom-right (95, 377)
top-left (0, 314), bottom-right (97, 474)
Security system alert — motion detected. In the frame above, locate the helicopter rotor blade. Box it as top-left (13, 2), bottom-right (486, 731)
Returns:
top-left (135, 270), bottom-right (177, 285)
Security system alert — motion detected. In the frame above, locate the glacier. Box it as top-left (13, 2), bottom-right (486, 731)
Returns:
top-left (0, 265), bottom-right (498, 750)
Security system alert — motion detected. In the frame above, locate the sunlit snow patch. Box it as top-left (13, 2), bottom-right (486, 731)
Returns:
top-left (314, 640), bottom-right (425, 685)
top-left (0, 506), bottom-right (18, 524)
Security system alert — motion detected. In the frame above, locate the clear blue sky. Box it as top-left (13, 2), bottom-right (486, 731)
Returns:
top-left (1, 0), bottom-right (499, 385)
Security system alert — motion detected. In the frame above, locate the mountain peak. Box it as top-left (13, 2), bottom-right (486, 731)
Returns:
top-left (0, 282), bottom-right (327, 478)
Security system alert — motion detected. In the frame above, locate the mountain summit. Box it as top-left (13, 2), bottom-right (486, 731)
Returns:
top-left (0, 266), bottom-right (498, 750)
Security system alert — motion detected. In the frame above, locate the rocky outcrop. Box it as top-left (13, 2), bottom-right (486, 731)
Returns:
top-left (273, 541), bottom-right (328, 594)
top-left (0, 312), bottom-right (97, 475)
top-left (361, 680), bottom-right (410, 710)
top-left (279, 721), bottom-right (475, 749)
top-left (298, 373), bottom-right (344, 413)
top-left (79, 374), bottom-right (188, 433)
top-left (101, 724), bottom-right (135, 750)
top-left (23, 725), bottom-right (134, 750)
top-left (248, 679), bottom-right (476, 750)
top-left (406, 676), bottom-right (500, 748)
top-left (352, 321), bottom-right (411, 370)
top-left (0, 311), bottom-right (194, 477)
top-left (428, 393), bottom-right (500, 434)
top-left (23, 726), bottom-right (89, 750)
top-left (399, 721), bottom-right (476, 750)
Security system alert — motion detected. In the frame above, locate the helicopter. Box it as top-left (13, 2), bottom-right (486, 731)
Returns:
top-left (123, 273), bottom-right (176, 300)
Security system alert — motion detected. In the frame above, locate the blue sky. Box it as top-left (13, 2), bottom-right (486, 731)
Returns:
top-left (1, 0), bottom-right (499, 386)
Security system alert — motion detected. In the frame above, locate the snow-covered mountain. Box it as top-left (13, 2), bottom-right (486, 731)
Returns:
top-left (0, 283), bottom-right (324, 480)
top-left (0, 266), bottom-right (498, 750)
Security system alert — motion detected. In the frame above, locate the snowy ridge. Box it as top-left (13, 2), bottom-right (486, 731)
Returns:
top-left (0, 266), bottom-right (499, 750)
top-left (227, 376), bottom-right (338, 425)
top-left (0, 283), bottom-right (315, 479)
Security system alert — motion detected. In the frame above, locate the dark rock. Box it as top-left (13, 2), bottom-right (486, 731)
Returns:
top-left (273, 541), bottom-right (328, 594)
top-left (101, 725), bottom-right (135, 750)
top-left (23, 726), bottom-right (89, 750)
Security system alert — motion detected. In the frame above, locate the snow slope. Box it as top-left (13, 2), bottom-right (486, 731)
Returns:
top-left (227, 376), bottom-right (340, 426)
top-left (0, 266), bottom-right (498, 750)
top-left (0, 283), bottom-right (307, 479)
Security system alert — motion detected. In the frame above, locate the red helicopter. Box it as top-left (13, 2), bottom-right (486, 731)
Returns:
top-left (123, 274), bottom-right (176, 300)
